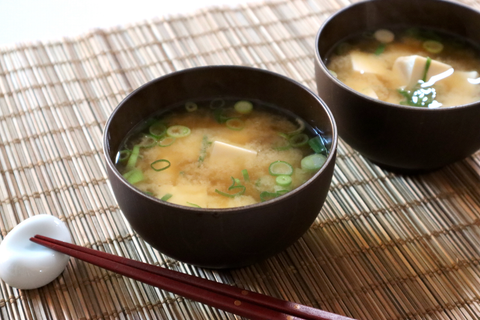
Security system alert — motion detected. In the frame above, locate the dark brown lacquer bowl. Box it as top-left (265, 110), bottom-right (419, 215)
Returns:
top-left (103, 66), bottom-right (337, 269)
top-left (315, 0), bottom-right (480, 173)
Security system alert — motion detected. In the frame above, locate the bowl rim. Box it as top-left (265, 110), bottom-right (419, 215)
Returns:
top-left (103, 65), bottom-right (338, 214)
top-left (314, 0), bottom-right (480, 112)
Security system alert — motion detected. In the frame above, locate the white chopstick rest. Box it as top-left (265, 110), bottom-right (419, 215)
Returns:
top-left (0, 215), bottom-right (72, 289)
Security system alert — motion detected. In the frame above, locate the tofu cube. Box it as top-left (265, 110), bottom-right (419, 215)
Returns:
top-left (210, 141), bottom-right (257, 163)
top-left (393, 55), bottom-right (453, 87)
top-left (157, 184), bottom-right (208, 208)
top-left (350, 51), bottom-right (388, 75)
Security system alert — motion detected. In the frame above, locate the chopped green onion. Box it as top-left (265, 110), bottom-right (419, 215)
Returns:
top-left (275, 189), bottom-right (289, 196)
top-left (260, 191), bottom-right (278, 202)
top-left (167, 125), bottom-right (191, 138)
top-left (301, 154), bottom-right (327, 171)
top-left (423, 40), bottom-right (443, 54)
top-left (374, 43), bottom-right (386, 55)
top-left (123, 168), bottom-right (144, 184)
top-left (215, 176), bottom-right (246, 197)
top-left (158, 136), bottom-right (176, 147)
top-left (160, 193), bottom-right (173, 201)
top-left (329, 70), bottom-right (338, 78)
top-left (149, 122), bottom-right (167, 138)
top-left (117, 150), bottom-right (131, 163)
top-left (126, 145), bottom-right (141, 171)
top-left (210, 98), bottom-right (225, 109)
top-left (287, 118), bottom-right (305, 136)
top-left (225, 118), bottom-right (245, 130)
top-left (151, 159), bottom-right (171, 171)
top-left (289, 134), bottom-right (309, 147)
top-left (213, 108), bottom-right (229, 124)
top-left (269, 161), bottom-right (293, 176)
top-left (234, 100), bottom-right (253, 114)
top-left (276, 175), bottom-right (292, 187)
top-left (198, 135), bottom-right (210, 164)
top-left (308, 136), bottom-right (327, 154)
top-left (185, 101), bottom-right (198, 112)
top-left (187, 202), bottom-right (201, 208)
top-left (215, 188), bottom-right (245, 198)
top-left (242, 169), bottom-right (250, 182)
top-left (138, 134), bottom-right (157, 148)
top-left (422, 57), bottom-right (432, 82)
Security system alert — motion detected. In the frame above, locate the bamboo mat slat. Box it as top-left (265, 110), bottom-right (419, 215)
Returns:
top-left (1, 0), bottom-right (480, 319)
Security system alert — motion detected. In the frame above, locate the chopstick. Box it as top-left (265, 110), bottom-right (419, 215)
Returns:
top-left (31, 235), bottom-right (355, 320)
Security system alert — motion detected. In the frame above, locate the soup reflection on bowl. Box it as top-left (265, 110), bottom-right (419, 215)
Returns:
top-left (315, 0), bottom-right (480, 172)
top-left (104, 66), bottom-right (337, 268)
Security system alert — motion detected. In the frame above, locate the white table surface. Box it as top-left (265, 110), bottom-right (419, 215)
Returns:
top-left (0, 0), bottom-right (249, 46)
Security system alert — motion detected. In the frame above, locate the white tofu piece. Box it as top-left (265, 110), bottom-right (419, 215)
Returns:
top-left (356, 86), bottom-right (378, 99)
top-left (393, 55), bottom-right (453, 87)
top-left (350, 51), bottom-right (388, 75)
top-left (210, 141), bottom-right (257, 163)
top-left (157, 184), bottom-right (207, 208)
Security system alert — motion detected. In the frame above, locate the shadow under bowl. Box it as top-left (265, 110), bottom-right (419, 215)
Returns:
top-left (104, 65), bottom-right (337, 269)
top-left (315, 0), bottom-right (480, 173)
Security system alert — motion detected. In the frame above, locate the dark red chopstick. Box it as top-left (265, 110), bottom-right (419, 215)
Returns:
top-left (31, 235), bottom-right (355, 320)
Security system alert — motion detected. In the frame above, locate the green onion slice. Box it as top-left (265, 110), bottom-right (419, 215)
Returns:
top-left (151, 159), bottom-right (171, 171)
top-left (276, 175), bottom-right (292, 187)
top-left (422, 57), bottom-right (432, 82)
top-left (167, 125), bottom-right (191, 138)
top-left (287, 118), bottom-right (305, 136)
top-left (269, 161), bottom-right (293, 176)
top-left (260, 191), bottom-right (278, 202)
top-left (234, 100), bottom-right (253, 114)
top-left (242, 169), bottom-right (250, 182)
top-left (187, 202), bottom-right (201, 208)
top-left (289, 134), bottom-right (309, 147)
top-left (213, 108), bottom-right (229, 124)
top-left (215, 188), bottom-right (245, 198)
top-left (215, 176), bottom-right (246, 197)
top-left (138, 134), bottom-right (157, 148)
top-left (117, 150), bottom-right (131, 163)
top-left (149, 122), bottom-right (167, 138)
top-left (185, 101), bottom-right (198, 112)
top-left (308, 136), bottom-right (327, 154)
top-left (198, 135), bottom-right (210, 164)
top-left (158, 136), bottom-right (176, 147)
top-left (225, 118), bottom-right (245, 131)
top-left (374, 43), bottom-right (386, 55)
top-left (423, 40), bottom-right (444, 54)
top-left (301, 154), bottom-right (327, 171)
top-left (210, 98), bottom-right (225, 109)
top-left (126, 145), bottom-right (141, 171)
top-left (161, 193), bottom-right (173, 201)
top-left (123, 168), bottom-right (144, 184)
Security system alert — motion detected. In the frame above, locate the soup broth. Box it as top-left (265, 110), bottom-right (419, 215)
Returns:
top-left (115, 98), bottom-right (329, 209)
top-left (326, 27), bottom-right (480, 107)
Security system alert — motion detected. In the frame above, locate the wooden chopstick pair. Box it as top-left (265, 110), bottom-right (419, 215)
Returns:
top-left (30, 235), bottom-right (355, 320)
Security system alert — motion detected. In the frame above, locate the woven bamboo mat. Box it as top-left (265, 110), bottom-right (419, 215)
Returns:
top-left (1, 0), bottom-right (480, 319)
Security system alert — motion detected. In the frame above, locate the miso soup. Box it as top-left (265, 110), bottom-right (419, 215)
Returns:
top-left (326, 27), bottom-right (480, 107)
top-left (115, 98), bottom-right (329, 209)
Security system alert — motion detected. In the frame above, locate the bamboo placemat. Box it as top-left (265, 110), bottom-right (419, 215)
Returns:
top-left (1, 0), bottom-right (480, 319)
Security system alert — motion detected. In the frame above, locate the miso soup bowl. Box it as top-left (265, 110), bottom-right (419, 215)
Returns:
top-left (315, 0), bottom-right (480, 172)
top-left (104, 66), bottom-right (337, 269)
